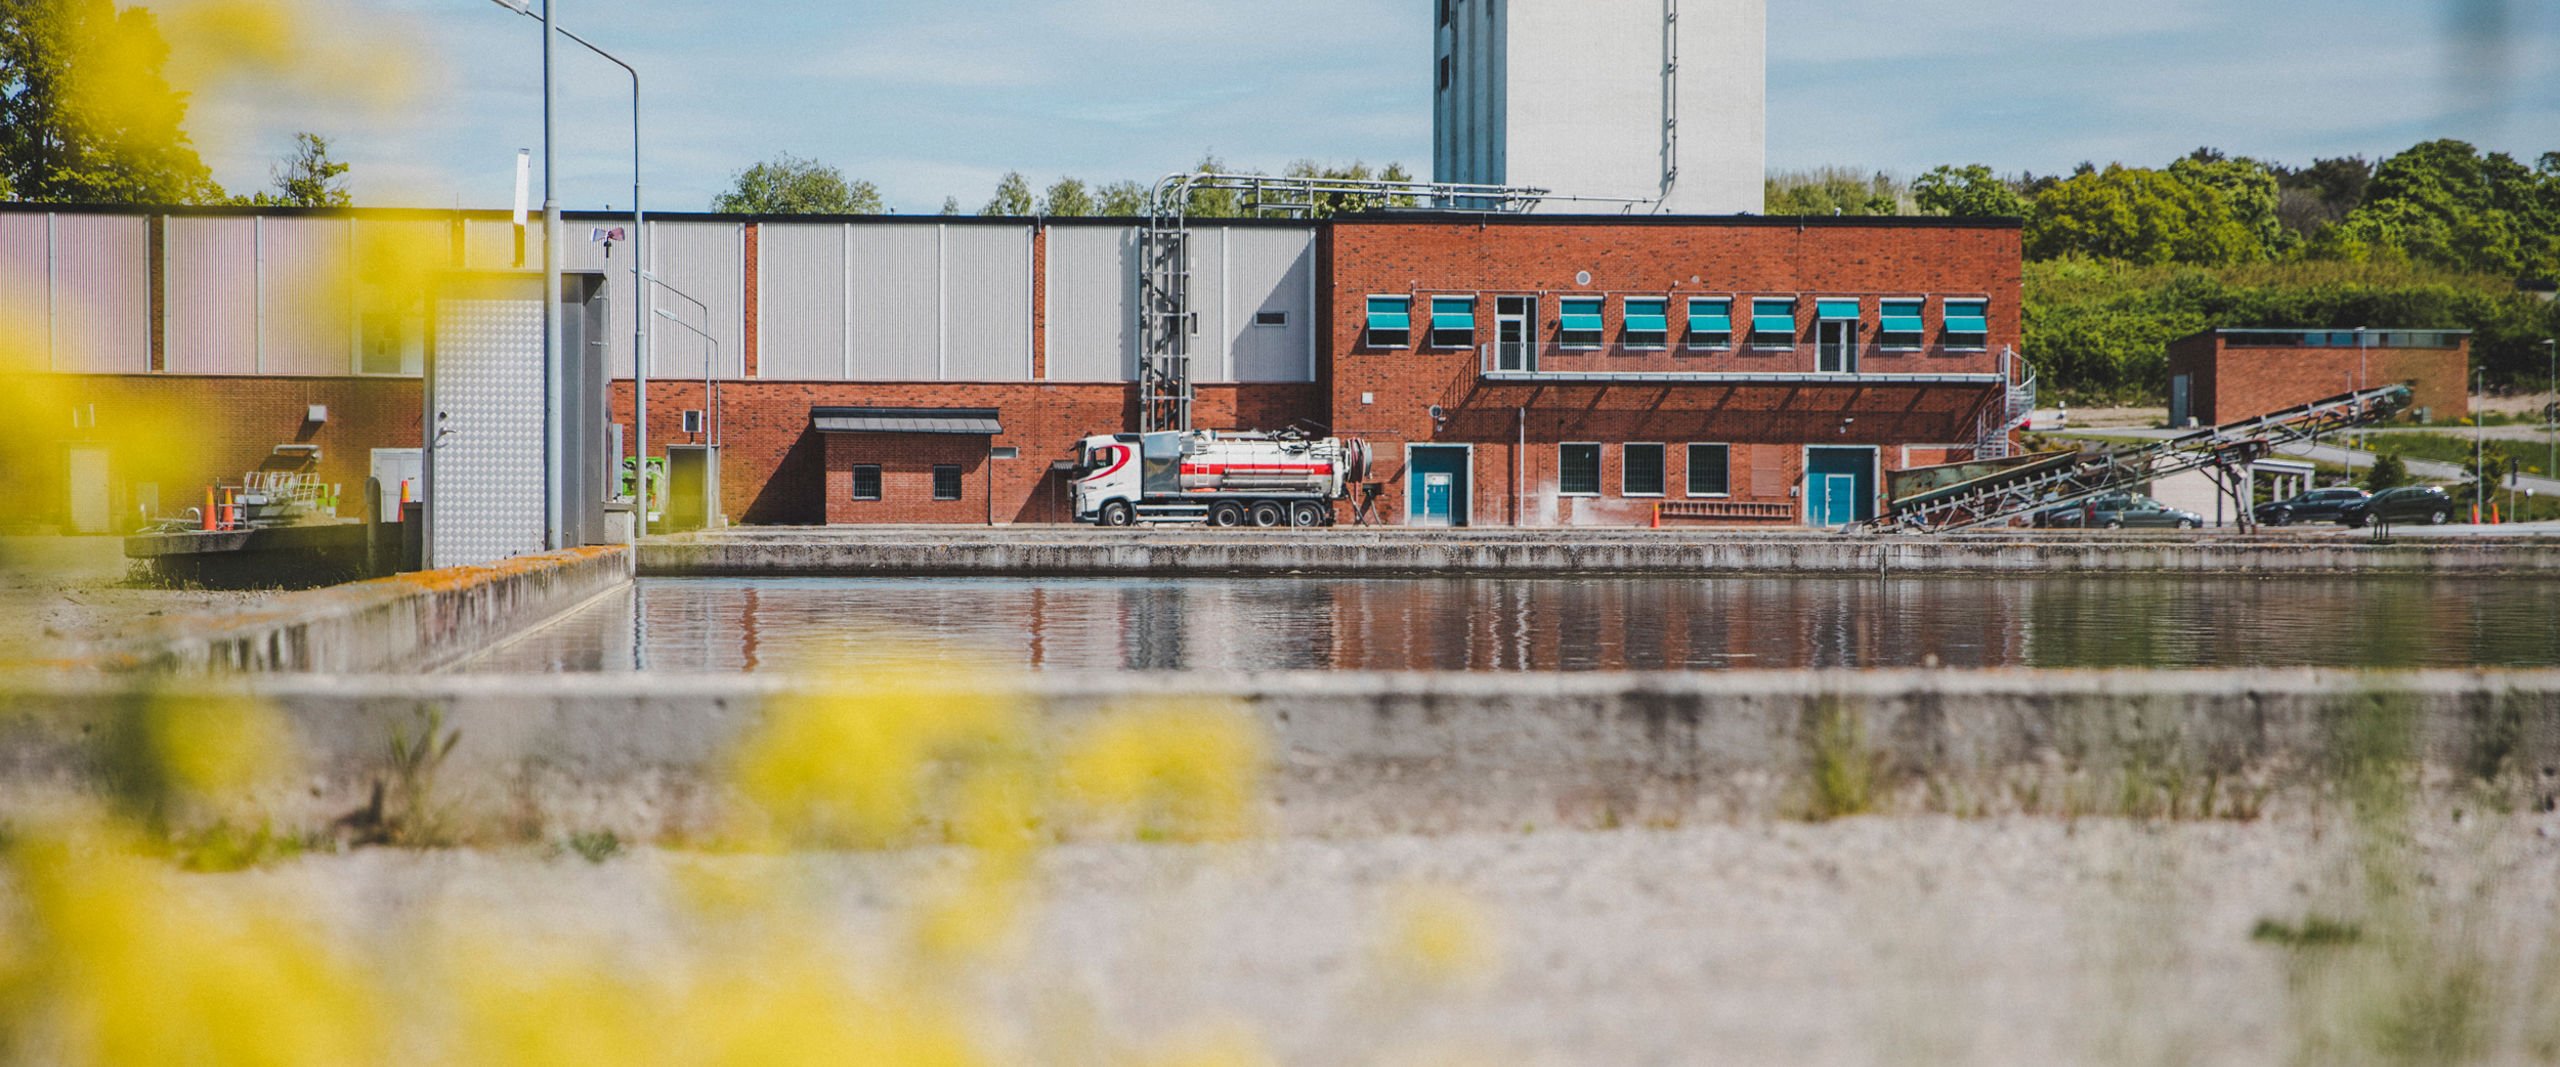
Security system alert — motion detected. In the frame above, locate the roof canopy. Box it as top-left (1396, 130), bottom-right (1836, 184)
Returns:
top-left (810, 407), bottom-right (1003, 435)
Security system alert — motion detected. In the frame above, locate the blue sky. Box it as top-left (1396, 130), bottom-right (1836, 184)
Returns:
top-left (183, 0), bottom-right (2560, 213)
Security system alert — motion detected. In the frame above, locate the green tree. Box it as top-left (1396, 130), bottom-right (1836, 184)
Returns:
top-left (2321, 140), bottom-right (2557, 278)
top-left (937, 196), bottom-right (964, 216)
top-left (1095, 179), bottom-right (1148, 216)
top-left (255, 132), bottom-right (349, 207)
top-left (2273, 156), bottom-right (2371, 239)
top-left (1766, 167), bottom-right (1905, 216)
top-left (2025, 165), bottom-right (2258, 266)
top-left (710, 154), bottom-right (880, 214)
top-left (1038, 176), bottom-right (1093, 217)
top-left (0, 0), bottom-right (222, 203)
top-left (2365, 452), bottom-right (2409, 492)
top-left (981, 171), bottom-right (1033, 216)
top-left (2169, 149), bottom-right (2283, 257)
top-left (1912, 164), bottom-right (2027, 218)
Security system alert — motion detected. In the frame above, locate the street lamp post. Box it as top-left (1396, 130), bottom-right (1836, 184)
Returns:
top-left (487, 0), bottom-right (648, 537)
top-left (2543, 338), bottom-right (2556, 484)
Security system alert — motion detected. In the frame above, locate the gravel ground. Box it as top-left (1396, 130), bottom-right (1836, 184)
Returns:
top-left (0, 536), bottom-right (276, 663)
top-left (210, 811), bottom-right (2560, 1066)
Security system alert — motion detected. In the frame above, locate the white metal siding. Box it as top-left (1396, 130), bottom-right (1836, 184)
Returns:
top-left (1187, 227), bottom-right (1229, 382)
top-left (463, 217), bottom-right (541, 270)
top-left (48, 215), bottom-right (150, 373)
top-left (647, 221), bottom-right (744, 380)
top-left (258, 218), bottom-right (354, 375)
top-left (350, 219), bottom-right (449, 377)
top-left (164, 218), bottom-right (259, 374)
top-left (1223, 227), bottom-right (1317, 383)
top-left (0, 214), bottom-right (50, 363)
top-left (1044, 225), bottom-right (1136, 382)
top-left (944, 224), bottom-right (1032, 382)
top-left (757, 223), bottom-right (848, 380)
top-left (847, 223), bottom-right (939, 381)
top-left (562, 214), bottom-right (639, 379)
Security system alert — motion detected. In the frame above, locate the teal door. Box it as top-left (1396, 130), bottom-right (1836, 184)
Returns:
top-left (1805, 447), bottom-right (1876, 526)
top-left (1407, 446), bottom-right (1470, 527)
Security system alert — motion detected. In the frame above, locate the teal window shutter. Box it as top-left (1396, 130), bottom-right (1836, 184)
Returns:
top-left (1623, 297), bottom-right (1669, 334)
top-left (1688, 298), bottom-right (1733, 332)
top-left (1429, 296), bottom-right (1476, 331)
top-left (1816, 297), bottom-right (1861, 321)
top-left (1944, 299), bottom-right (1989, 336)
top-left (1752, 297), bottom-right (1796, 338)
top-left (1367, 295), bottom-right (1412, 330)
top-left (1879, 299), bottom-right (1926, 335)
top-left (1558, 296), bottom-right (1605, 333)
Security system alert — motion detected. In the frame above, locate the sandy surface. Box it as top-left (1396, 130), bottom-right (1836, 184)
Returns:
top-left (0, 536), bottom-right (275, 663)
top-left (200, 811), bottom-right (2560, 1066)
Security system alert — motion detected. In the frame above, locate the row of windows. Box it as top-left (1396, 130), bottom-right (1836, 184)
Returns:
top-left (1364, 294), bottom-right (1991, 351)
top-left (1555, 443), bottom-right (1731, 499)
top-left (849, 464), bottom-right (963, 502)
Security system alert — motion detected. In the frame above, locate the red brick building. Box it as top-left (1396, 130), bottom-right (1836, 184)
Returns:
top-left (2164, 328), bottom-right (2470, 427)
top-left (7, 204), bottom-right (2030, 532)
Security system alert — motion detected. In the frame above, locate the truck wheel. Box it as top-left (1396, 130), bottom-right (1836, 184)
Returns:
top-left (1249, 501), bottom-right (1284, 528)
top-left (1208, 501), bottom-right (1245, 527)
top-left (1099, 501), bottom-right (1135, 528)
top-left (1289, 501), bottom-right (1327, 527)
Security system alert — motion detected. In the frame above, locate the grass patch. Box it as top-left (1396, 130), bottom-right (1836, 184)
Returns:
top-left (2253, 915), bottom-right (2364, 949)
top-left (1803, 698), bottom-right (1879, 821)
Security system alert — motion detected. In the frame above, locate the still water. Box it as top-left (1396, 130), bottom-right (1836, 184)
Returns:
top-left (459, 576), bottom-right (2560, 673)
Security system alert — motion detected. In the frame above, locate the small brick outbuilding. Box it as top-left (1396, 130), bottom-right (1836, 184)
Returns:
top-left (2165, 329), bottom-right (2469, 427)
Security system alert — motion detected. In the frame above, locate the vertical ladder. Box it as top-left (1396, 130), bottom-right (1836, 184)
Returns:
top-left (1137, 208), bottom-right (1192, 433)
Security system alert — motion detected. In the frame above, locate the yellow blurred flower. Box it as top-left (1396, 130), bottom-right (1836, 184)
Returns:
top-left (731, 669), bottom-right (1027, 848)
top-left (1373, 884), bottom-right (1501, 991)
top-left (1055, 702), bottom-right (1266, 842)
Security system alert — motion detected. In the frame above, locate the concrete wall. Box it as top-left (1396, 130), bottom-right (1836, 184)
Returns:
top-left (1438, 0), bottom-right (1765, 214)
top-left (85, 544), bottom-right (630, 673)
top-left (2, 668), bottom-right (2549, 840)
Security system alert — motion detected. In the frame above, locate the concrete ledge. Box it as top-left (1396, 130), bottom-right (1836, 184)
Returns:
top-left (83, 545), bottom-right (631, 674)
top-left (3, 668), bottom-right (2551, 838)
top-left (642, 528), bottom-right (2560, 577)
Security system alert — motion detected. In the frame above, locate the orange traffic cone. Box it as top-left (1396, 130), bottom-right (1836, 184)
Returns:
top-left (202, 486), bottom-right (217, 531)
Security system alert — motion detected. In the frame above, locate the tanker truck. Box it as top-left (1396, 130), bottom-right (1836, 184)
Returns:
top-left (1070, 429), bottom-right (1371, 527)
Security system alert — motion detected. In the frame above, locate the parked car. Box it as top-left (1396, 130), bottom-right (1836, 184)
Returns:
top-left (2336, 485), bottom-right (2456, 527)
top-left (2035, 493), bottom-right (2205, 529)
top-left (2254, 486), bottom-right (2371, 526)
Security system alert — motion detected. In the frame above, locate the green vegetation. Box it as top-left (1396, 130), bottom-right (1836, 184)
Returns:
top-left (2365, 452), bottom-right (2410, 491)
top-left (2251, 915), bottom-right (2364, 949)
top-left (0, 0), bottom-right (221, 203)
top-left (1765, 167), bottom-right (1909, 216)
top-left (1802, 698), bottom-right (1879, 820)
top-left (711, 153), bottom-right (883, 214)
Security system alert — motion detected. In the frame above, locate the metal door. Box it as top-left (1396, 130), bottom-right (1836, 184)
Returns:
top-left (1495, 296), bottom-right (1535, 372)
top-left (1821, 474), bottom-right (1857, 526)
top-left (1406, 445), bottom-right (1470, 527)
top-left (424, 277), bottom-right (549, 568)
top-left (1421, 473), bottom-right (1453, 524)
top-left (1804, 446), bottom-right (1876, 526)
top-left (1817, 319), bottom-right (1859, 374)
top-left (66, 446), bottom-right (109, 534)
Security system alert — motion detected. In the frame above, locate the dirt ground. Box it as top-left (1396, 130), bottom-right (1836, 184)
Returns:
top-left (206, 811), bottom-right (2560, 1067)
top-left (0, 536), bottom-right (274, 664)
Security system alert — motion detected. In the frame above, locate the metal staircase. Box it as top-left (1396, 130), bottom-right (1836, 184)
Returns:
top-left (1969, 347), bottom-right (2037, 460)
top-left (1879, 382), bottom-right (2414, 534)
top-left (1133, 172), bottom-right (1651, 432)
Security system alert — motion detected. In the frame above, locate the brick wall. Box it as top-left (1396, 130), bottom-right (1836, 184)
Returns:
top-left (16, 374), bottom-right (423, 530)
top-left (613, 380), bottom-right (1322, 525)
top-left (2193, 340), bottom-right (2469, 424)
top-left (1325, 217), bottom-right (2023, 525)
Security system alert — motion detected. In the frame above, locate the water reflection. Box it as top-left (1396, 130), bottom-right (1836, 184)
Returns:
top-left (460, 576), bottom-right (2560, 674)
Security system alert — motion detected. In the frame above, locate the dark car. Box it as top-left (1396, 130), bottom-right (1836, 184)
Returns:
top-left (2254, 486), bottom-right (2371, 526)
top-left (2035, 492), bottom-right (2205, 530)
top-left (2336, 485), bottom-right (2456, 527)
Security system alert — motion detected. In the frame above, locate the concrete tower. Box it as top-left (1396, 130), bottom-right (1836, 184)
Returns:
top-left (1432, 0), bottom-right (1766, 214)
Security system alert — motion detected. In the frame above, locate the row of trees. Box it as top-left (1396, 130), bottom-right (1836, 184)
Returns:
top-left (710, 154), bottom-right (1422, 220)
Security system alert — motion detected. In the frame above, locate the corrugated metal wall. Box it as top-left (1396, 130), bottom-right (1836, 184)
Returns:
top-left (1044, 225), bottom-right (1136, 382)
top-left (259, 218), bottom-right (354, 375)
top-left (0, 214), bottom-right (50, 361)
top-left (647, 221), bottom-right (743, 380)
top-left (758, 223), bottom-right (848, 380)
top-left (352, 218), bottom-right (452, 377)
top-left (47, 215), bottom-right (151, 373)
top-left (847, 224), bottom-right (941, 381)
top-left (163, 218), bottom-right (260, 374)
top-left (943, 224), bottom-right (1032, 381)
top-left (1222, 227), bottom-right (1317, 383)
top-left (562, 214), bottom-right (638, 379)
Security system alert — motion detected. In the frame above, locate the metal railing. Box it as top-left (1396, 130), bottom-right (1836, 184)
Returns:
top-left (1473, 339), bottom-right (2010, 381)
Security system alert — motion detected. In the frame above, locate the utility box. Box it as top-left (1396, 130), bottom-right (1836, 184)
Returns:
top-left (664, 444), bottom-right (722, 532)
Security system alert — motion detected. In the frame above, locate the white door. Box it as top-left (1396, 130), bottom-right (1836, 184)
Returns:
top-left (66, 447), bottom-right (110, 534)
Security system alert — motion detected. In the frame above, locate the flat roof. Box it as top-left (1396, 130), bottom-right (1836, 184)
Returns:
top-left (0, 201), bottom-right (2020, 230)
top-left (2175, 327), bottom-right (2471, 349)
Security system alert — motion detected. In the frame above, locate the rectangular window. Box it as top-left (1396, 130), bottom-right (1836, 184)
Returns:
top-left (1557, 296), bottom-right (1605, 349)
top-left (1685, 297), bottom-right (1732, 350)
top-left (932, 464), bottom-right (963, 501)
top-left (1623, 443), bottom-right (1665, 496)
top-left (1438, 55), bottom-right (1452, 90)
top-left (1944, 299), bottom-right (1989, 349)
top-left (1558, 443), bottom-right (1601, 496)
top-left (851, 464), bottom-right (881, 501)
top-left (1429, 295), bottom-right (1476, 348)
top-left (1253, 310), bottom-right (1288, 327)
top-left (1686, 444), bottom-right (1731, 497)
top-left (1750, 297), bottom-right (1797, 347)
top-left (1365, 295), bottom-right (1411, 348)
top-left (1879, 298), bottom-right (1926, 350)
top-left (1623, 298), bottom-right (1669, 349)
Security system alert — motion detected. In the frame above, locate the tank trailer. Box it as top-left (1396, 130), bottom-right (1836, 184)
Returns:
top-left (1070, 430), bottom-right (1372, 527)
